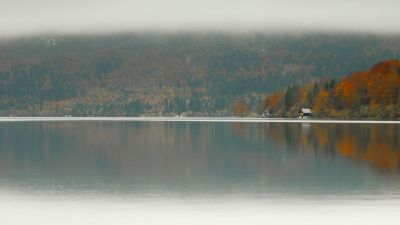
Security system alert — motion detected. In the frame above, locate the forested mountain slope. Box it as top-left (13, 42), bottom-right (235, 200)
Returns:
top-left (0, 33), bottom-right (399, 116)
top-left (264, 59), bottom-right (400, 119)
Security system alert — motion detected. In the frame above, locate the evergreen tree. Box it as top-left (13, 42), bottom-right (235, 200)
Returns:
top-left (189, 97), bottom-right (201, 112)
top-left (195, 98), bottom-right (201, 112)
top-left (146, 101), bottom-right (151, 110)
top-left (188, 97), bottom-right (194, 111)
top-left (284, 85), bottom-right (292, 111)
top-left (164, 98), bottom-right (168, 113)
top-left (313, 83), bottom-right (319, 96)
top-left (169, 99), bottom-right (174, 112)
top-left (330, 78), bottom-right (336, 88)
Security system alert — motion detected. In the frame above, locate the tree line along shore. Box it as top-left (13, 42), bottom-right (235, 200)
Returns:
top-left (262, 59), bottom-right (400, 119)
top-left (0, 59), bottom-right (399, 119)
top-left (1, 34), bottom-right (400, 118)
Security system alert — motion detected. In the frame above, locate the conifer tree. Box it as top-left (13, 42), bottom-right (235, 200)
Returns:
top-left (330, 78), bottom-right (336, 88)
top-left (164, 98), bottom-right (168, 113)
top-left (284, 85), bottom-right (292, 111)
top-left (313, 83), bottom-right (319, 96)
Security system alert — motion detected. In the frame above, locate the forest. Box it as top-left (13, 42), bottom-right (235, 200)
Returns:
top-left (0, 33), bottom-right (399, 117)
top-left (263, 59), bottom-right (400, 119)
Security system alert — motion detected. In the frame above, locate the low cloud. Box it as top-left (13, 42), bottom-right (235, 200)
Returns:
top-left (1, 0), bottom-right (400, 37)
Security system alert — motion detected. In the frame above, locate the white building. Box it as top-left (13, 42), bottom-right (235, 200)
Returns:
top-left (299, 108), bottom-right (312, 118)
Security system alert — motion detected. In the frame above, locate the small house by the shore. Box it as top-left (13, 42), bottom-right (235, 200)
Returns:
top-left (262, 108), bottom-right (271, 118)
top-left (299, 108), bottom-right (311, 118)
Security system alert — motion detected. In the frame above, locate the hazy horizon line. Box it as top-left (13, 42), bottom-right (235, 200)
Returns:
top-left (2, 30), bottom-right (400, 42)
top-left (2, 0), bottom-right (400, 39)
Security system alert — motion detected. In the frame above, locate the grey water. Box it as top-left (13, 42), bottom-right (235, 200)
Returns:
top-left (1, 121), bottom-right (400, 224)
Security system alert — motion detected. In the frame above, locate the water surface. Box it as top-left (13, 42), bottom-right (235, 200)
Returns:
top-left (1, 121), bottom-right (399, 224)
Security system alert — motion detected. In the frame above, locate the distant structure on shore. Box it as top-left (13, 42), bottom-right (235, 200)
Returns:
top-left (299, 108), bottom-right (312, 118)
top-left (262, 108), bottom-right (271, 118)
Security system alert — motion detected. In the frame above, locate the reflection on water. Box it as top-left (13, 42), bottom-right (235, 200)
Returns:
top-left (0, 121), bottom-right (399, 199)
top-left (261, 123), bottom-right (400, 173)
top-left (2, 121), bottom-right (400, 224)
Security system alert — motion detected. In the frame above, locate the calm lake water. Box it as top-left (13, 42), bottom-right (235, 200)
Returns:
top-left (1, 120), bottom-right (400, 224)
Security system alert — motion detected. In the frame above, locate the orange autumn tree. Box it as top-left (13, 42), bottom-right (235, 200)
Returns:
top-left (333, 59), bottom-right (400, 112)
top-left (334, 76), bottom-right (356, 109)
top-left (300, 84), bottom-right (312, 102)
top-left (263, 87), bottom-right (284, 113)
top-left (366, 59), bottom-right (400, 105)
top-left (235, 99), bottom-right (249, 116)
top-left (313, 90), bottom-right (331, 117)
top-left (263, 94), bottom-right (277, 112)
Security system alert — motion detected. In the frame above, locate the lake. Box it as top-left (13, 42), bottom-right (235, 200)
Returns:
top-left (0, 119), bottom-right (399, 224)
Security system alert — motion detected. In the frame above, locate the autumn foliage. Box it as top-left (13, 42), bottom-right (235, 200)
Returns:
top-left (262, 123), bottom-right (400, 173)
top-left (263, 59), bottom-right (400, 119)
top-left (313, 90), bottom-right (330, 116)
top-left (263, 87), bottom-right (284, 112)
top-left (1, 33), bottom-right (400, 118)
top-left (234, 99), bottom-right (249, 116)
top-left (331, 59), bottom-right (400, 117)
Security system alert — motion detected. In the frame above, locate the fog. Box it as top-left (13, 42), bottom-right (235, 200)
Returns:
top-left (1, 0), bottom-right (400, 38)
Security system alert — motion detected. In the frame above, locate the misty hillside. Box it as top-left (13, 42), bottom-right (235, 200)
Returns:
top-left (0, 33), bottom-right (399, 116)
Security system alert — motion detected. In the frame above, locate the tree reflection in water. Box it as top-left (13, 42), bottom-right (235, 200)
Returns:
top-left (261, 123), bottom-right (400, 173)
top-left (0, 121), bottom-right (399, 198)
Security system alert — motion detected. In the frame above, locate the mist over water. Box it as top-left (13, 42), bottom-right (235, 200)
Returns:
top-left (0, 121), bottom-right (400, 224)
top-left (2, 0), bottom-right (400, 222)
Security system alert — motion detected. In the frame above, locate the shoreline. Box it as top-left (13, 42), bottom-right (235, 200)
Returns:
top-left (1, 117), bottom-right (400, 124)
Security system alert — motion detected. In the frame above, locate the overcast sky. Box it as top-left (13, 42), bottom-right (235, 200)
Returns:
top-left (1, 0), bottom-right (400, 37)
